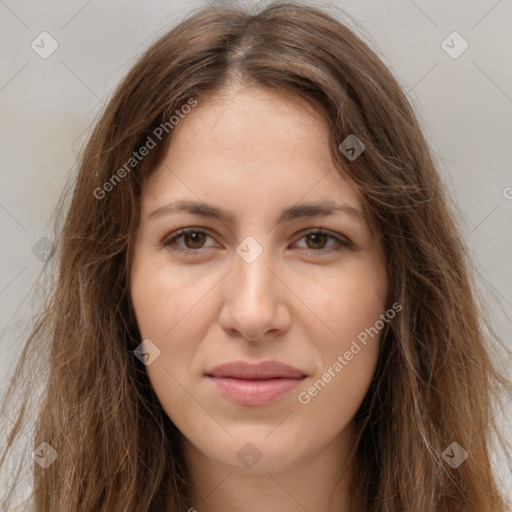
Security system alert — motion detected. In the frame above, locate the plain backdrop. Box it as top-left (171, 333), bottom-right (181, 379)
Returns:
top-left (1, 0), bottom-right (511, 502)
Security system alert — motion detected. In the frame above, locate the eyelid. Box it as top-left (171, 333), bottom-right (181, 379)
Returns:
top-left (161, 226), bottom-right (351, 255)
top-left (161, 227), bottom-right (217, 250)
top-left (294, 227), bottom-right (351, 246)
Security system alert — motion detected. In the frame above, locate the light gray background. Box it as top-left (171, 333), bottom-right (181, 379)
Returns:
top-left (1, 0), bottom-right (511, 502)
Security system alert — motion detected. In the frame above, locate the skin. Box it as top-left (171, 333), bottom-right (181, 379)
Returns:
top-left (129, 83), bottom-right (388, 512)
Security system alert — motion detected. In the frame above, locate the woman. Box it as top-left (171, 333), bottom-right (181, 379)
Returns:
top-left (1, 2), bottom-right (511, 511)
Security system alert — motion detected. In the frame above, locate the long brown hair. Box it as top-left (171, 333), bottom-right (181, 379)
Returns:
top-left (1, 2), bottom-right (511, 510)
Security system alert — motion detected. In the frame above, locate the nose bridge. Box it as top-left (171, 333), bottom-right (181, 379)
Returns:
top-left (219, 235), bottom-right (288, 339)
top-left (232, 237), bottom-right (277, 306)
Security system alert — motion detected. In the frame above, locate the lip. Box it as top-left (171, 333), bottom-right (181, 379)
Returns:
top-left (205, 360), bottom-right (307, 406)
top-left (206, 360), bottom-right (306, 379)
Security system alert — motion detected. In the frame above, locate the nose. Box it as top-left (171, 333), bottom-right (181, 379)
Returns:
top-left (218, 241), bottom-right (292, 342)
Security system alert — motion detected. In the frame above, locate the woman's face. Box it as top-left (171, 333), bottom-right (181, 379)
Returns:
top-left (129, 85), bottom-right (388, 474)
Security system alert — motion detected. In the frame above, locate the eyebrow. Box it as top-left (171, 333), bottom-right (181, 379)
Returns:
top-left (148, 199), bottom-right (365, 225)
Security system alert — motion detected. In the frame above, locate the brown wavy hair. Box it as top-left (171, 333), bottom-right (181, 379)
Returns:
top-left (1, 2), bottom-right (511, 511)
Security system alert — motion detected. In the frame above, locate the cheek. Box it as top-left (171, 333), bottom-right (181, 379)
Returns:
top-left (296, 346), bottom-right (379, 457)
top-left (129, 263), bottom-right (215, 426)
top-left (302, 281), bottom-right (382, 405)
top-left (129, 254), bottom-right (231, 389)
top-left (296, 283), bottom-right (384, 438)
top-left (299, 253), bottom-right (387, 347)
top-left (130, 254), bottom-right (220, 342)
top-left (295, 254), bottom-right (386, 412)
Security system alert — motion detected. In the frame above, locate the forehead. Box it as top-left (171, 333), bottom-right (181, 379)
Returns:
top-left (141, 85), bottom-right (362, 215)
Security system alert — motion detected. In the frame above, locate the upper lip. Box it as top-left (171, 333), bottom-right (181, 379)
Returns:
top-left (206, 360), bottom-right (306, 379)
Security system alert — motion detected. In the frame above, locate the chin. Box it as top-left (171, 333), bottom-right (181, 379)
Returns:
top-left (185, 429), bottom-right (304, 473)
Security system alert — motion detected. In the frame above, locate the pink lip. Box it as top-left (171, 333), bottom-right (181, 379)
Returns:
top-left (207, 376), bottom-right (305, 406)
top-left (206, 360), bottom-right (305, 379)
top-left (206, 360), bottom-right (306, 406)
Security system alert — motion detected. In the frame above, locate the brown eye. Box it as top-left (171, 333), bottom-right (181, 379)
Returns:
top-left (162, 228), bottom-right (216, 253)
top-left (293, 228), bottom-right (350, 254)
top-left (163, 227), bottom-right (349, 256)
top-left (183, 231), bottom-right (207, 249)
top-left (304, 232), bottom-right (329, 250)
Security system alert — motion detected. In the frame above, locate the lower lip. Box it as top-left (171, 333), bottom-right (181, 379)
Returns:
top-left (207, 376), bottom-right (305, 406)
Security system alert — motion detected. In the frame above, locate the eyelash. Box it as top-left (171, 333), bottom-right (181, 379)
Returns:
top-left (161, 227), bottom-right (351, 256)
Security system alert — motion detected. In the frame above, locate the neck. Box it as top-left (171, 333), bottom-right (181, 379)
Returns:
top-left (182, 422), bottom-right (357, 512)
